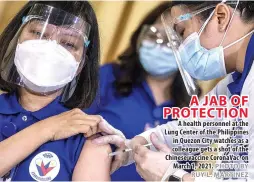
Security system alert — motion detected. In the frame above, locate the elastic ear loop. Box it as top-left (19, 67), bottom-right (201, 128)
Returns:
top-left (219, 0), bottom-right (240, 47)
top-left (222, 0), bottom-right (254, 50)
top-left (221, 0), bottom-right (254, 49)
top-left (224, 29), bottom-right (254, 50)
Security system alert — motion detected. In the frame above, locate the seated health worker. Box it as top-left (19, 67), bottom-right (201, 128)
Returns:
top-left (86, 2), bottom-right (200, 181)
top-left (0, 1), bottom-right (112, 181)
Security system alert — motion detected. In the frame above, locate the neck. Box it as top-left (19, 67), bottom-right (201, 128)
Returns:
top-left (19, 88), bottom-right (59, 112)
top-left (226, 26), bottom-right (254, 73)
top-left (146, 75), bottom-right (174, 106)
top-left (236, 34), bottom-right (252, 73)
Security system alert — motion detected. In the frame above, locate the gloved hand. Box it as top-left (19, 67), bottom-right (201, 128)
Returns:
top-left (95, 117), bottom-right (126, 146)
top-left (134, 132), bottom-right (177, 181)
top-left (93, 117), bottom-right (148, 173)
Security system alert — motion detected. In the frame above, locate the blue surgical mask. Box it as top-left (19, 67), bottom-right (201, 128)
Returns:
top-left (139, 40), bottom-right (178, 77)
top-left (177, 0), bottom-right (243, 80)
top-left (179, 25), bottom-right (254, 80)
top-left (179, 32), bottom-right (226, 80)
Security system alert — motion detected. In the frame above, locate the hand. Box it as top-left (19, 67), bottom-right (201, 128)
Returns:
top-left (109, 137), bottom-right (148, 174)
top-left (40, 108), bottom-right (102, 141)
top-left (92, 118), bottom-right (126, 147)
top-left (92, 118), bottom-right (126, 173)
top-left (134, 132), bottom-right (175, 181)
top-left (97, 118), bottom-right (126, 140)
top-left (92, 119), bottom-right (147, 173)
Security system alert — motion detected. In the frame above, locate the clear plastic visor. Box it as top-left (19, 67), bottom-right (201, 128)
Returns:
top-left (0, 3), bottom-right (91, 100)
top-left (161, 2), bottom-right (237, 95)
top-left (161, 7), bottom-right (199, 96)
top-left (20, 3), bottom-right (91, 61)
top-left (162, 2), bottom-right (237, 48)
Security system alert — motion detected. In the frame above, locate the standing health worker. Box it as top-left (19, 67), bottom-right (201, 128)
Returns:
top-left (94, 0), bottom-right (254, 181)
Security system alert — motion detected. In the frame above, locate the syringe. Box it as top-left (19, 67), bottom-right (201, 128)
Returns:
top-left (109, 143), bottom-right (153, 157)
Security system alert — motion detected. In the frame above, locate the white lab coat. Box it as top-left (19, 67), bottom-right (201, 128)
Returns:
top-left (138, 62), bottom-right (254, 181)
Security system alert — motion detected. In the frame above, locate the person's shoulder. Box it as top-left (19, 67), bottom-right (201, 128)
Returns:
top-left (0, 92), bottom-right (16, 108)
top-left (100, 63), bottom-right (120, 72)
top-left (85, 63), bottom-right (121, 114)
top-left (0, 91), bottom-right (12, 99)
top-left (99, 63), bottom-right (120, 82)
top-left (98, 63), bottom-right (120, 95)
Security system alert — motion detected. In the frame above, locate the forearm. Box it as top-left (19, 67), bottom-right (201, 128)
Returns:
top-left (0, 121), bottom-right (50, 176)
top-left (139, 118), bottom-right (219, 154)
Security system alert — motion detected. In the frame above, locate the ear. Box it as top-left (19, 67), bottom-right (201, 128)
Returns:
top-left (215, 3), bottom-right (231, 32)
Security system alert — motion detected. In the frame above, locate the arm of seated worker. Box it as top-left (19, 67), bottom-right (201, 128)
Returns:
top-left (72, 137), bottom-right (112, 181)
top-left (0, 121), bottom-right (51, 176)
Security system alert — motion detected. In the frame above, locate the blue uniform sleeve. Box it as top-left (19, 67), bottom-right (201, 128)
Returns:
top-left (68, 134), bottom-right (86, 168)
top-left (85, 63), bottom-right (119, 114)
top-left (0, 116), bottom-right (4, 142)
top-left (74, 135), bottom-right (86, 165)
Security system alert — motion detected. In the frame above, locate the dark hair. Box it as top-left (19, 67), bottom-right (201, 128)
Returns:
top-left (114, 2), bottom-right (198, 108)
top-left (171, 1), bottom-right (254, 23)
top-left (0, 1), bottom-right (100, 109)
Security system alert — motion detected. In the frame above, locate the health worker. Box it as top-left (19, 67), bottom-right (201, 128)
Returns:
top-left (93, 0), bottom-right (254, 181)
top-left (86, 2), bottom-right (200, 180)
top-left (0, 1), bottom-right (116, 181)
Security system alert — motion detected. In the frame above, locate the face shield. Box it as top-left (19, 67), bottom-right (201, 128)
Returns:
top-left (0, 3), bottom-right (91, 102)
top-left (161, 7), bottom-right (198, 96)
top-left (161, 1), bottom-right (239, 95)
top-left (137, 25), bottom-right (179, 77)
top-left (137, 25), bottom-right (171, 51)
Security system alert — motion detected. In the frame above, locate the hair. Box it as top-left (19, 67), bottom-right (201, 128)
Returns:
top-left (171, 1), bottom-right (254, 23)
top-left (0, 1), bottom-right (100, 109)
top-left (113, 2), bottom-right (199, 108)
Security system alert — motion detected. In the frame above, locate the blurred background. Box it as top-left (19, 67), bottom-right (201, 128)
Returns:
top-left (0, 1), bottom-right (220, 95)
